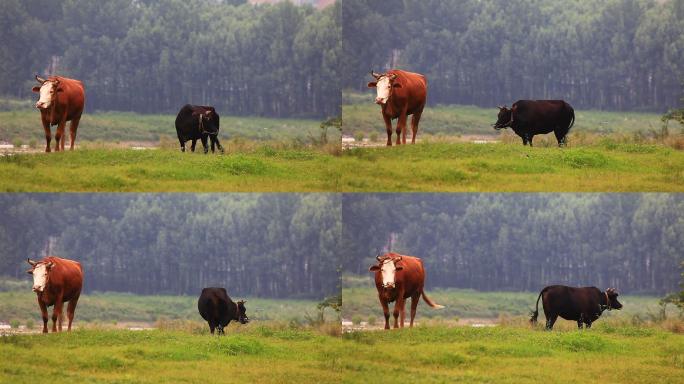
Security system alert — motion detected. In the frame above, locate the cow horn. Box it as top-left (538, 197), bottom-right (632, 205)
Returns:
top-left (376, 254), bottom-right (383, 261)
top-left (388, 73), bottom-right (397, 81)
top-left (35, 74), bottom-right (46, 84)
top-left (46, 262), bottom-right (54, 269)
top-left (395, 256), bottom-right (402, 261)
top-left (370, 70), bottom-right (382, 80)
top-left (27, 258), bottom-right (38, 266)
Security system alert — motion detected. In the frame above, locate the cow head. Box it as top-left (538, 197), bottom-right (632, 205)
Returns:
top-left (369, 255), bottom-right (403, 289)
top-left (26, 258), bottom-right (54, 293)
top-left (368, 71), bottom-right (400, 105)
top-left (604, 288), bottom-right (623, 310)
top-left (32, 75), bottom-right (62, 110)
top-left (193, 108), bottom-right (219, 136)
top-left (236, 300), bottom-right (249, 324)
top-left (493, 105), bottom-right (512, 130)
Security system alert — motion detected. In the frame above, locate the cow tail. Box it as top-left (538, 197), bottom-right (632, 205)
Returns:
top-left (421, 289), bottom-right (444, 309)
top-left (567, 104), bottom-right (575, 131)
top-left (530, 288), bottom-right (545, 324)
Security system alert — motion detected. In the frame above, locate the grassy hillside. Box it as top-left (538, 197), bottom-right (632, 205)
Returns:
top-left (342, 285), bottom-right (675, 326)
top-left (0, 106), bottom-right (336, 144)
top-left (343, 92), bottom-right (684, 138)
top-left (0, 290), bottom-right (331, 326)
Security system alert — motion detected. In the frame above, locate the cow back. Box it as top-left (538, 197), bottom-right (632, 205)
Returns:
top-left (384, 70), bottom-right (427, 118)
top-left (41, 256), bottom-right (83, 304)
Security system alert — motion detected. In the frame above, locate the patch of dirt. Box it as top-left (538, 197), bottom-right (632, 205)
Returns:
top-left (341, 317), bottom-right (498, 332)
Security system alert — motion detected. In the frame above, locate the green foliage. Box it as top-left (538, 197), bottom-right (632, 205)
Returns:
top-left (0, 194), bottom-right (341, 298)
top-left (342, 194), bottom-right (683, 292)
top-left (343, 0), bottom-right (684, 111)
top-left (3, 1), bottom-right (340, 118)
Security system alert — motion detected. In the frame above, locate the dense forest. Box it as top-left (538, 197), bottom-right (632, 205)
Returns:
top-left (342, 194), bottom-right (683, 294)
top-left (343, 0), bottom-right (684, 111)
top-left (0, 0), bottom-right (340, 118)
top-left (0, 194), bottom-right (340, 299)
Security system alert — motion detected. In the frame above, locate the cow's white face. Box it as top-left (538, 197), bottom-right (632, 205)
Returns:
top-left (377, 259), bottom-right (403, 288)
top-left (31, 263), bottom-right (49, 292)
top-left (35, 81), bottom-right (58, 109)
top-left (374, 76), bottom-right (392, 105)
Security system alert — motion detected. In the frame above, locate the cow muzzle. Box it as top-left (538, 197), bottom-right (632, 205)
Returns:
top-left (32, 286), bottom-right (43, 293)
top-left (35, 101), bottom-right (50, 109)
top-left (383, 282), bottom-right (395, 289)
top-left (375, 97), bottom-right (386, 105)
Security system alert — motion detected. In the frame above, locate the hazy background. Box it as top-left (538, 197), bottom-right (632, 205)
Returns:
top-left (0, 194), bottom-right (340, 299)
top-left (342, 194), bottom-right (682, 295)
top-left (1, 0), bottom-right (340, 118)
top-left (343, 0), bottom-right (684, 112)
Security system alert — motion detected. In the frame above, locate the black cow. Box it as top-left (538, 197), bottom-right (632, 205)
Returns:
top-left (197, 287), bottom-right (249, 335)
top-left (530, 285), bottom-right (622, 330)
top-left (175, 104), bottom-right (224, 153)
top-left (493, 100), bottom-right (575, 146)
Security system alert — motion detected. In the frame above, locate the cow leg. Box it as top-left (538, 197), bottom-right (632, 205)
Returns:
top-left (555, 131), bottom-right (567, 147)
top-left (68, 116), bottom-right (81, 150)
top-left (527, 134), bottom-right (533, 147)
top-left (545, 314), bottom-right (558, 330)
top-left (38, 298), bottom-right (49, 333)
top-left (395, 296), bottom-right (406, 328)
top-left (201, 135), bottom-right (209, 154)
top-left (210, 136), bottom-right (216, 153)
top-left (54, 120), bottom-right (66, 152)
top-left (396, 113), bottom-right (408, 145)
top-left (577, 317), bottom-right (584, 330)
top-left (383, 114), bottom-right (393, 146)
top-left (410, 112), bottom-right (422, 144)
top-left (52, 295), bottom-right (64, 332)
top-left (217, 324), bottom-right (224, 335)
top-left (212, 136), bottom-right (224, 154)
top-left (409, 293), bottom-right (420, 327)
top-left (585, 320), bottom-right (592, 329)
top-left (381, 298), bottom-right (390, 329)
top-left (42, 120), bottom-right (52, 153)
top-left (190, 139), bottom-right (197, 152)
top-left (66, 292), bottom-right (80, 331)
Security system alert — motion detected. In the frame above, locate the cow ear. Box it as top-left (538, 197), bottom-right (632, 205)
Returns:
top-left (369, 265), bottom-right (381, 272)
top-left (392, 83), bottom-right (402, 88)
top-left (56, 87), bottom-right (64, 93)
top-left (367, 82), bottom-right (377, 88)
top-left (26, 269), bottom-right (33, 275)
top-left (32, 86), bottom-right (41, 93)
top-left (395, 265), bottom-right (404, 270)
top-left (46, 262), bottom-right (54, 270)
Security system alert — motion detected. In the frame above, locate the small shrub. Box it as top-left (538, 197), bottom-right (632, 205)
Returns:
top-left (25, 319), bottom-right (34, 330)
top-left (353, 131), bottom-right (365, 142)
top-left (10, 319), bottom-right (20, 329)
top-left (12, 138), bottom-right (23, 148)
top-left (367, 316), bottom-right (376, 326)
top-left (369, 132), bottom-right (378, 142)
top-left (352, 315), bottom-right (363, 325)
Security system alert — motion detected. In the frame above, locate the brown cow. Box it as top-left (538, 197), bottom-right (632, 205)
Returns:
top-left (32, 75), bottom-right (86, 152)
top-left (369, 253), bottom-right (443, 329)
top-left (368, 70), bottom-right (427, 146)
top-left (26, 256), bottom-right (83, 333)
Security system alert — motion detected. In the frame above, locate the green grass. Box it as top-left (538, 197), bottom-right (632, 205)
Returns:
top-left (343, 92), bottom-right (684, 136)
top-left (1, 325), bottom-right (680, 383)
top-left (338, 325), bottom-right (683, 383)
top-left (0, 290), bottom-right (332, 325)
top-left (0, 106), bottom-right (335, 143)
top-left (0, 328), bottom-right (344, 384)
top-left (337, 142), bottom-right (684, 191)
top-left (0, 146), bottom-right (341, 192)
top-left (342, 284), bottom-right (675, 323)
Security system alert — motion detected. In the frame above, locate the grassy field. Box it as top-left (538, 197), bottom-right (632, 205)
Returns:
top-left (342, 284), bottom-right (677, 327)
top-left (0, 105), bottom-right (335, 144)
top-left (1, 323), bottom-right (681, 383)
top-left (0, 287), bottom-right (334, 327)
top-left (338, 325), bottom-right (683, 383)
top-left (1, 140), bottom-right (683, 191)
top-left (0, 145), bottom-right (341, 192)
top-left (343, 92), bottom-right (684, 137)
top-left (337, 141), bottom-right (684, 192)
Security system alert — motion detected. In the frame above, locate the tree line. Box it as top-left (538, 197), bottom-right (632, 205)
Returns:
top-left (0, 194), bottom-right (340, 299)
top-left (342, 194), bottom-right (683, 294)
top-left (343, 0), bottom-right (684, 112)
top-left (1, 0), bottom-right (340, 118)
